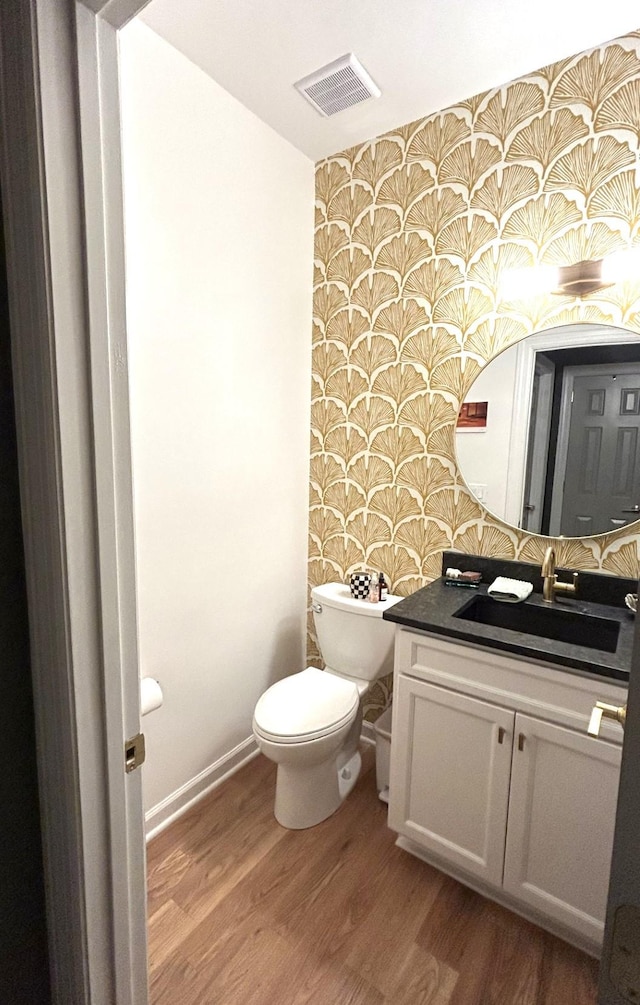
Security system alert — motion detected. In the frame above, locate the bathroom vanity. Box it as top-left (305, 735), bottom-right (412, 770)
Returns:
top-left (383, 555), bottom-right (635, 956)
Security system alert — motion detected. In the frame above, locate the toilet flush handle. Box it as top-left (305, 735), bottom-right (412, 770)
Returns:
top-left (312, 602), bottom-right (323, 614)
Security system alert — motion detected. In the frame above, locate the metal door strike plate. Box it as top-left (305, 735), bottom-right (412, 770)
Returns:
top-left (610, 905), bottom-right (640, 1002)
top-left (125, 732), bottom-right (146, 773)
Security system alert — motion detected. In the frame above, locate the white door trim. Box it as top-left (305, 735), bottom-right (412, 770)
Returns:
top-left (521, 355), bottom-right (554, 533)
top-left (0, 0), bottom-right (152, 1001)
top-left (506, 324), bottom-right (640, 531)
top-left (75, 3), bottom-right (150, 1002)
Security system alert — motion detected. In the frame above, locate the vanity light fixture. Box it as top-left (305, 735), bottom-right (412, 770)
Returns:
top-left (551, 259), bottom-right (613, 298)
top-left (501, 247), bottom-right (640, 301)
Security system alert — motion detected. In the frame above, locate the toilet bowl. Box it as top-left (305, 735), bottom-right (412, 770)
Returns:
top-left (252, 582), bottom-right (401, 829)
top-left (253, 666), bottom-right (362, 829)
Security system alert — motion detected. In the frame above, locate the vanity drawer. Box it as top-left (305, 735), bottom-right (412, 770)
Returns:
top-left (395, 627), bottom-right (627, 744)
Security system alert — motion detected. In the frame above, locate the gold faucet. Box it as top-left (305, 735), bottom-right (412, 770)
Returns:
top-left (541, 546), bottom-right (578, 603)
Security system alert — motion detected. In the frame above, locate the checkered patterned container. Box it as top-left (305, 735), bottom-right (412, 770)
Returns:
top-left (349, 572), bottom-right (371, 599)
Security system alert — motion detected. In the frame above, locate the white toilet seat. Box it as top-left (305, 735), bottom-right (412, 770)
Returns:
top-left (253, 666), bottom-right (359, 744)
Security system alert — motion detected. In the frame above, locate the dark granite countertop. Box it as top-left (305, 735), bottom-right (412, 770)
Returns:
top-left (382, 553), bottom-right (637, 684)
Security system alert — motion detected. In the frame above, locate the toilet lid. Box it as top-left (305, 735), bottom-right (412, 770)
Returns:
top-left (253, 667), bottom-right (359, 741)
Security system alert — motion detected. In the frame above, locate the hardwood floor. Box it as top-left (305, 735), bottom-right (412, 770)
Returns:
top-left (146, 747), bottom-right (600, 1004)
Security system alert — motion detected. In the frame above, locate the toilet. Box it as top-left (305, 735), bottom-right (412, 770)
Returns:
top-left (252, 582), bottom-right (401, 829)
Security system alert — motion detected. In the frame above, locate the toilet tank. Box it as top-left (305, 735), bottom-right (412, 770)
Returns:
top-left (311, 583), bottom-right (402, 682)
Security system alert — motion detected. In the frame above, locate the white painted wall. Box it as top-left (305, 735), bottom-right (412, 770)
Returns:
top-left (119, 20), bottom-right (315, 822)
top-left (455, 349), bottom-right (518, 521)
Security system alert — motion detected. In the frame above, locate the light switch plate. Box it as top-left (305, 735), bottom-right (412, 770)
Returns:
top-left (468, 483), bottom-right (487, 501)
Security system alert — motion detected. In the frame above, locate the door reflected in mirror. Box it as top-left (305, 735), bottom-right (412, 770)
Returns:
top-left (455, 324), bottom-right (640, 538)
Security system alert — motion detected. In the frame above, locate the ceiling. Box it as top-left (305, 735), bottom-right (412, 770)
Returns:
top-left (140, 0), bottom-right (639, 162)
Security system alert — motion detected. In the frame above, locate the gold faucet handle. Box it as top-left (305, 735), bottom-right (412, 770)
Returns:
top-left (588, 701), bottom-right (627, 736)
top-left (554, 571), bottom-right (579, 596)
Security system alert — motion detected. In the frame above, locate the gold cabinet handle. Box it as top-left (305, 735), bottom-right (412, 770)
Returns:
top-left (588, 701), bottom-right (627, 737)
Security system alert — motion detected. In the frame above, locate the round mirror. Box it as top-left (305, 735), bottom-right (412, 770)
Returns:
top-left (455, 324), bottom-right (640, 538)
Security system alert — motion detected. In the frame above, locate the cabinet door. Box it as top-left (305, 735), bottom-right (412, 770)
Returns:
top-left (503, 713), bottom-right (621, 946)
top-left (388, 675), bottom-right (515, 886)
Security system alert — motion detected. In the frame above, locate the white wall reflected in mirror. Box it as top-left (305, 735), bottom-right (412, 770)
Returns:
top-left (456, 324), bottom-right (640, 539)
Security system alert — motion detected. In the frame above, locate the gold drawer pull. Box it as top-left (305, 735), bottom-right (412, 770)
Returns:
top-left (588, 702), bottom-right (627, 737)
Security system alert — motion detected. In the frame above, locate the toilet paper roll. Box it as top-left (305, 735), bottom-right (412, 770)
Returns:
top-left (140, 676), bottom-right (163, 716)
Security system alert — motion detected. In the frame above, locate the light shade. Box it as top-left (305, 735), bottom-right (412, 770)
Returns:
top-left (500, 247), bottom-right (640, 300)
top-left (551, 259), bottom-right (613, 297)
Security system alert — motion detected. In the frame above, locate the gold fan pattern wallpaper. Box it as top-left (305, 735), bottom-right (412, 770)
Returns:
top-left (308, 31), bottom-right (640, 719)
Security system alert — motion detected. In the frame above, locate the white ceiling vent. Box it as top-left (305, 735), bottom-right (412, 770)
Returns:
top-left (294, 53), bottom-right (381, 117)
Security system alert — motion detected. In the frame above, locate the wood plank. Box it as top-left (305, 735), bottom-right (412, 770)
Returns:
top-left (416, 874), bottom-right (488, 968)
top-left (147, 844), bottom-right (195, 920)
top-left (198, 914), bottom-right (384, 1005)
top-left (149, 756), bottom-right (286, 923)
top-left (540, 936), bottom-right (599, 1005)
top-left (146, 754), bottom-right (276, 868)
top-left (384, 942), bottom-right (458, 1005)
top-left (345, 846), bottom-right (445, 996)
top-left (149, 951), bottom-right (210, 1005)
top-left (170, 816), bottom-right (285, 924)
top-left (193, 916), bottom-right (294, 1005)
top-left (459, 905), bottom-right (546, 1005)
top-left (147, 899), bottom-right (198, 975)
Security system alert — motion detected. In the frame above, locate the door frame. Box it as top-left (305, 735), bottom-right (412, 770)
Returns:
top-left (506, 324), bottom-right (638, 528)
top-left (0, 1), bottom-right (150, 1002)
top-left (521, 354), bottom-right (554, 532)
top-left (549, 361), bottom-right (640, 536)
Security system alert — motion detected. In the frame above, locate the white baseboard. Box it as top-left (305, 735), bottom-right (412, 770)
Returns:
top-left (145, 736), bottom-right (259, 842)
top-left (145, 724), bottom-right (383, 842)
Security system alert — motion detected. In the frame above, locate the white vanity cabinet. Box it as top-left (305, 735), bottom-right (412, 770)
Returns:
top-left (388, 627), bottom-right (625, 953)
top-left (389, 675), bottom-right (514, 887)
